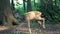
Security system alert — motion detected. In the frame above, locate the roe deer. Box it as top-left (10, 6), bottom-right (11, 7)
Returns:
top-left (24, 11), bottom-right (45, 34)
top-left (25, 11), bottom-right (45, 28)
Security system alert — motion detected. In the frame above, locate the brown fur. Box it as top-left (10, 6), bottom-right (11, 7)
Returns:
top-left (25, 11), bottom-right (45, 28)
top-left (25, 11), bottom-right (42, 20)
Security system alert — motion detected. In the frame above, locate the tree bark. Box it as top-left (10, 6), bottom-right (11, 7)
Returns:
top-left (11, 0), bottom-right (15, 10)
top-left (0, 0), bottom-right (18, 26)
top-left (23, 0), bottom-right (26, 11)
top-left (27, 0), bottom-right (32, 11)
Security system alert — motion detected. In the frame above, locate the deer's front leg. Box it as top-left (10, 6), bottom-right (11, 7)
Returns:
top-left (27, 20), bottom-right (31, 34)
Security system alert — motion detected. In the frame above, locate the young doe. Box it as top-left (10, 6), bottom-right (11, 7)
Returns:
top-left (24, 11), bottom-right (45, 34)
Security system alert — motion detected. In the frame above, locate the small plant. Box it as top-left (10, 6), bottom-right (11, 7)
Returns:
top-left (20, 32), bottom-right (28, 34)
top-left (12, 32), bottom-right (17, 34)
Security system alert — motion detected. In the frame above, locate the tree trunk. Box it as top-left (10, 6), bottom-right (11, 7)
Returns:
top-left (34, 0), bottom-right (35, 6)
top-left (23, 0), bottom-right (26, 11)
top-left (55, 0), bottom-right (57, 6)
top-left (40, 0), bottom-right (45, 7)
top-left (0, 0), bottom-right (18, 26)
top-left (27, 0), bottom-right (32, 11)
top-left (11, 0), bottom-right (15, 10)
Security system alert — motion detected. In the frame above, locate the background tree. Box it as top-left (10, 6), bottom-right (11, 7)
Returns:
top-left (23, 0), bottom-right (26, 11)
top-left (11, 0), bottom-right (15, 10)
top-left (34, 0), bottom-right (35, 6)
top-left (27, 0), bottom-right (32, 11)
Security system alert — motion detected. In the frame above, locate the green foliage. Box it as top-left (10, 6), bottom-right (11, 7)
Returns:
top-left (12, 32), bottom-right (17, 34)
top-left (12, 32), bottom-right (28, 34)
top-left (36, 30), bottom-right (43, 34)
top-left (32, 6), bottom-right (37, 11)
top-left (32, 6), bottom-right (40, 11)
top-left (20, 32), bottom-right (28, 34)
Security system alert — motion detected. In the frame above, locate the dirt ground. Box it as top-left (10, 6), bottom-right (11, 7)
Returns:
top-left (0, 24), bottom-right (60, 34)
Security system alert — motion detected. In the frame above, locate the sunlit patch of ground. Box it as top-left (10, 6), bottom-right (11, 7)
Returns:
top-left (0, 26), bottom-right (9, 31)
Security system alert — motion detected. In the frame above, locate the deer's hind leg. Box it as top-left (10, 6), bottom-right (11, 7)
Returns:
top-left (36, 17), bottom-right (45, 28)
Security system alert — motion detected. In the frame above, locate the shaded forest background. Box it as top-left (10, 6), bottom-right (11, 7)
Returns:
top-left (0, 0), bottom-right (60, 26)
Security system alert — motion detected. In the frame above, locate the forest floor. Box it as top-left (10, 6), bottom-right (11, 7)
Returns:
top-left (0, 23), bottom-right (60, 34)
